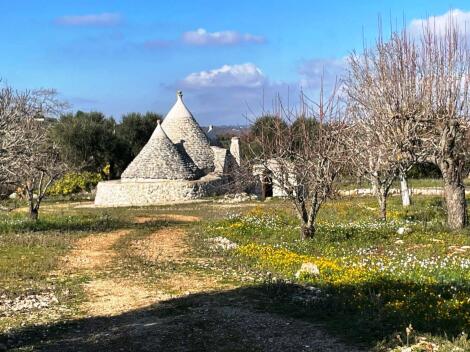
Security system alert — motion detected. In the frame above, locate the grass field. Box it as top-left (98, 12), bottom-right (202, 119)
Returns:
top-left (198, 196), bottom-right (470, 351)
top-left (0, 195), bottom-right (469, 351)
top-left (338, 177), bottom-right (470, 190)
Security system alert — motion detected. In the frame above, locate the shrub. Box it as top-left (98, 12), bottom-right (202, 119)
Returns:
top-left (407, 162), bottom-right (442, 179)
top-left (47, 172), bottom-right (102, 196)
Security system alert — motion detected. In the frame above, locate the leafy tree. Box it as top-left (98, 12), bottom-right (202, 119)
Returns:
top-left (251, 115), bottom-right (288, 140)
top-left (116, 112), bottom-right (162, 163)
top-left (50, 111), bottom-right (122, 177)
top-left (291, 116), bottom-right (319, 150)
top-left (248, 115), bottom-right (288, 158)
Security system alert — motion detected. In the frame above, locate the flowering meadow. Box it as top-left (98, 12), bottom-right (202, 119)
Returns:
top-left (204, 196), bottom-right (470, 350)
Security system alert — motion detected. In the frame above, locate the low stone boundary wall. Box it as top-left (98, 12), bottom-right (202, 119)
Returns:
top-left (338, 187), bottom-right (470, 197)
top-left (95, 175), bottom-right (226, 207)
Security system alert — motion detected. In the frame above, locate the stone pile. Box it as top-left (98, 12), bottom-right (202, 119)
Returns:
top-left (0, 292), bottom-right (58, 316)
top-left (218, 192), bottom-right (258, 203)
top-left (207, 236), bottom-right (238, 250)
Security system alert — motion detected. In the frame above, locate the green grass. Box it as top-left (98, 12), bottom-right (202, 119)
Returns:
top-left (338, 177), bottom-right (470, 190)
top-left (0, 199), bottom-right (263, 328)
top-left (200, 196), bottom-right (470, 350)
top-left (2, 195), bottom-right (470, 350)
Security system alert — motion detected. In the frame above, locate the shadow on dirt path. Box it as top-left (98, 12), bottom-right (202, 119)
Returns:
top-left (2, 284), bottom-right (365, 352)
top-left (1, 213), bottom-right (365, 351)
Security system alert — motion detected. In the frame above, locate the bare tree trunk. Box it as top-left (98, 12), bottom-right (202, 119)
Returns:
top-left (29, 197), bottom-right (39, 220)
top-left (296, 194), bottom-right (319, 240)
top-left (371, 181), bottom-right (377, 195)
top-left (27, 191), bottom-right (40, 221)
top-left (29, 207), bottom-right (38, 220)
top-left (400, 171), bottom-right (411, 207)
top-left (436, 135), bottom-right (468, 229)
top-left (377, 191), bottom-right (387, 221)
top-left (441, 170), bottom-right (467, 229)
top-left (372, 178), bottom-right (388, 221)
top-left (301, 224), bottom-right (315, 240)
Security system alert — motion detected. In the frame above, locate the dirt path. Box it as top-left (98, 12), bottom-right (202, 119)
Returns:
top-left (11, 214), bottom-right (364, 351)
top-left (59, 229), bottom-right (159, 316)
top-left (62, 230), bottom-right (129, 272)
top-left (60, 217), bottom-right (227, 318)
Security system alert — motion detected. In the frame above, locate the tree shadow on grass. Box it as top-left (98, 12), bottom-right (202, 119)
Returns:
top-left (2, 278), bottom-right (468, 351)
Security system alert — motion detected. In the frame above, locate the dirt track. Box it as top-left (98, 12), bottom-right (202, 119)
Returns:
top-left (7, 213), bottom-right (364, 351)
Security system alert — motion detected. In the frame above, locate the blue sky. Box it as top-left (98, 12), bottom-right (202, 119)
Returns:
top-left (0, 1), bottom-right (468, 125)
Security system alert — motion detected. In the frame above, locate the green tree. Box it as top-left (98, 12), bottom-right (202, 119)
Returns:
top-left (51, 111), bottom-right (123, 177)
top-left (248, 115), bottom-right (288, 158)
top-left (116, 112), bottom-right (162, 161)
top-left (251, 115), bottom-right (288, 139)
top-left (291, 116), bottom-right (319, 150)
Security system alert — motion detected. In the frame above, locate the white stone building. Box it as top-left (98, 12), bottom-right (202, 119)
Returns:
top-left (95, 91), bottom-right (240, 206)
top-left (253, 160), bottom-right (292, 199)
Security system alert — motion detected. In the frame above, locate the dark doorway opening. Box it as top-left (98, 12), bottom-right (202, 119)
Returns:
top-left (262, 174), bottom-right (273, 199)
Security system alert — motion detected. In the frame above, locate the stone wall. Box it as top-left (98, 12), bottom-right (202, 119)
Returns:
top-left (230, 137), bottom-right (241, 166)
top-left (94, 174), bottom-right (226, 207)
top-left (338, 187), bottom-right (470, 197)
top-left (211, 147), bottom-right (229, 174)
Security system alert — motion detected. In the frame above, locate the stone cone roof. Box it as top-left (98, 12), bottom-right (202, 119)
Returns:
top-left (121, 120), bottom-right (200, 180)
top-left (162, 91), bottom-right (214, 173)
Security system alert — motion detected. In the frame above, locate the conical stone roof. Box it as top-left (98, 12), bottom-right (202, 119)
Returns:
top-left (121, 120), bottom-right (200, 180)
top-left (162, 91), bottom-right (214, 173)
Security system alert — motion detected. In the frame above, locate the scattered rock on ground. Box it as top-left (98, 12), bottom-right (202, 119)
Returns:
top-left (397, 227), bottom-right (412, 235)
top-left (207, 236), bottom-right (238, 250)
top-left (291, 285), bottom-right (323, 304)
top-left (218, 193), bottom-right (258, 203)
top-left (0, 292), bottom-right (58, 316)
top-left (295, 262), bottom-right (320, 278)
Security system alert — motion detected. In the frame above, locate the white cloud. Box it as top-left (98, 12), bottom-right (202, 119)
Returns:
top-left (168, 63), bottom-right (297, 123)
top-left (410, 9), bottom-right (470, 35)
top-left (172, 60), bottom-right (343, 124)
top-left (182, 28), bottom-right (264, 46)
top-left (182, 63), bottom-right (266, 88)
top-left (55, 13), bottom-right (122, 26)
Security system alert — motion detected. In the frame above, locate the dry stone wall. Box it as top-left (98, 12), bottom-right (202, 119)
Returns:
top-left (95, 175), bottom-right (226, 207)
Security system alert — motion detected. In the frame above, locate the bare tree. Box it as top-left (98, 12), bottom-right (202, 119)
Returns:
top-left (0, 85), bottom-right (67, 219)
top-left (251, 87), bottom-right (350, 239)
top-left (346, 29), bottom-right (427, 220)
top-left (418, 20), bottom-right (470, 229)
